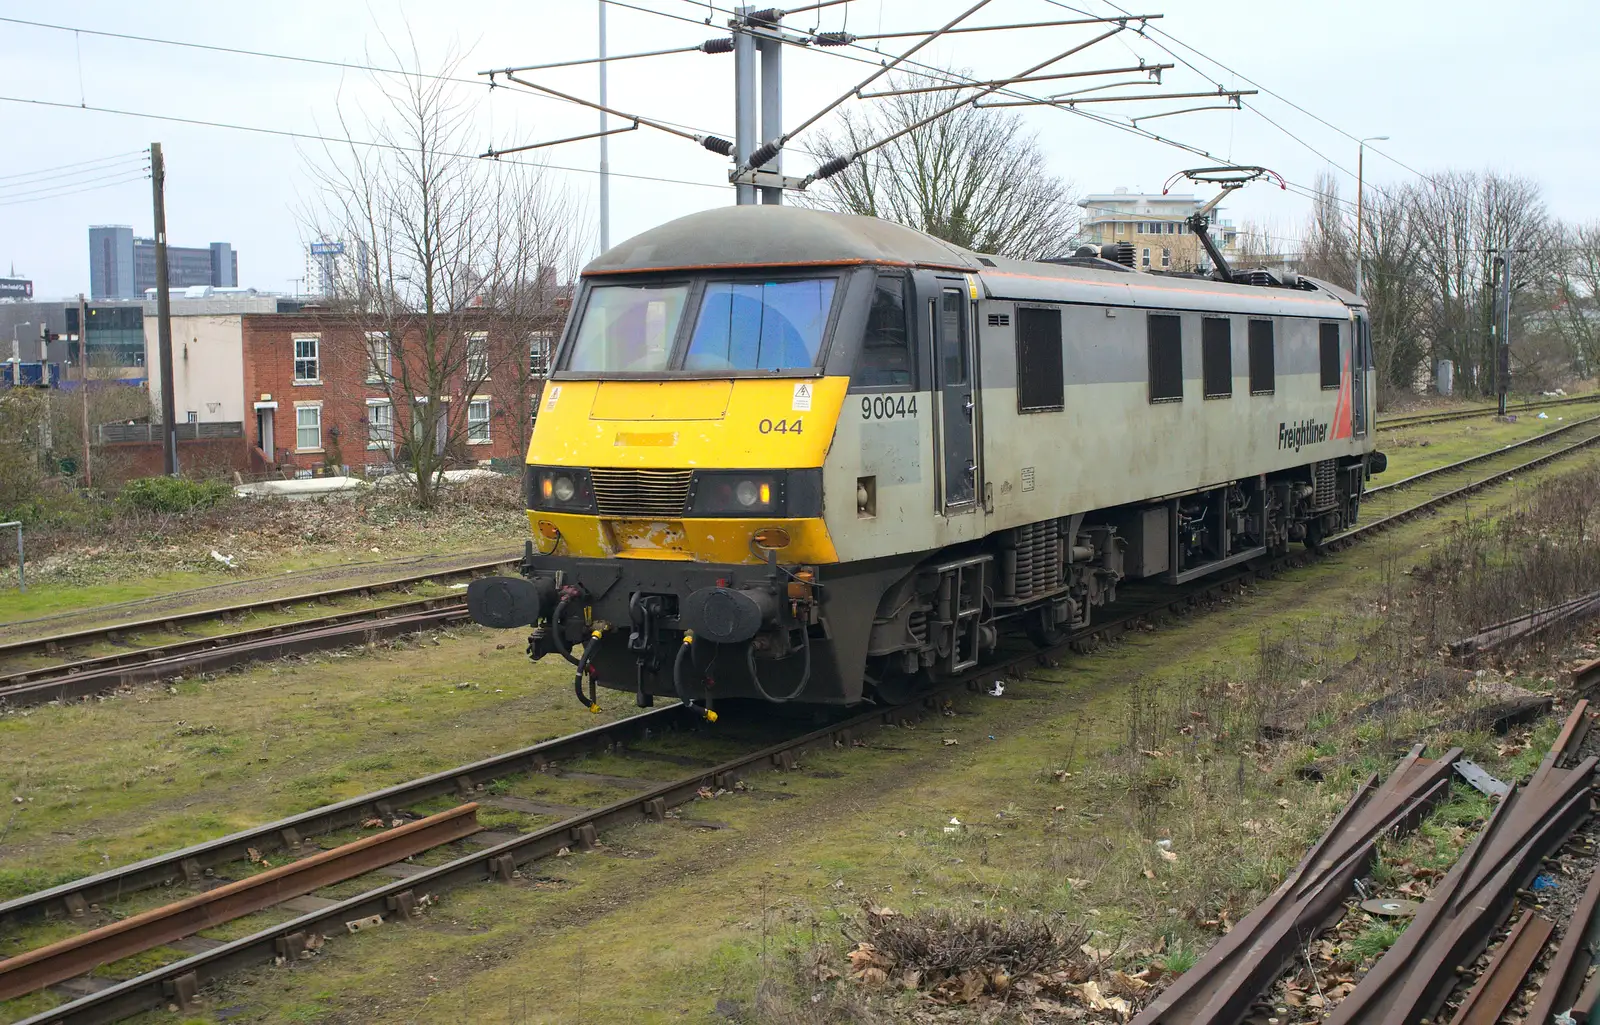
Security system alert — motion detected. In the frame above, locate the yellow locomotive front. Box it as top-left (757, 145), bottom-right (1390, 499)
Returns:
top-left (466, 206), bottom-right (972, 710)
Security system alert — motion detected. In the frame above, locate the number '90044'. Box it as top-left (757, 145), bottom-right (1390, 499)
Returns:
top-left (860, 395), bottom-right (918, 421)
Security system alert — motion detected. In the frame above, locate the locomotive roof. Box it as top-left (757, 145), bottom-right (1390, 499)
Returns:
top-left (586, 206), bottom-right (1361, 318)
top-left (584, 205), bottom-right (980, 276)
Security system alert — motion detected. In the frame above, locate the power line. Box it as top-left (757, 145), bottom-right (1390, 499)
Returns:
top-left (0, 172), bottom-right (150, 208)
top-left (0, 165), bottom-right (151, 201)
top-left (0, 93), bottom-right (732, 194)
top-left (0, 149), bottom-right (147, 184)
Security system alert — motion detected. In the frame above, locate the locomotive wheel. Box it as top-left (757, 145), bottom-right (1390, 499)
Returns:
top-left (865, 657), bottom-right (932, 705)
top-left (1024, 608), bottom-right (1070, 649)
top-left (1304, 518), bottom-right (1325, 553)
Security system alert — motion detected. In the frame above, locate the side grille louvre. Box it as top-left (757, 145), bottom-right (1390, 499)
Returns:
top-left (589, 468), bottom-right (694, 518)
top-left (1312, 459), bottom-right (1338, 510)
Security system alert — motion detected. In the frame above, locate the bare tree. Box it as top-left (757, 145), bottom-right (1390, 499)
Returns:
top-left (1550, 220), bottom-right (1600, 378)
top-left (1358, 185), bottom-right (1429, 399)
top-left (1298, 170), bottom-right (1353, 290)
top-left (808, 71), bottom-right (1079, 258)
top-left (1412, 170), bottom-right (1554, 396)
top-left (308, 42), bottom-right (583, 508)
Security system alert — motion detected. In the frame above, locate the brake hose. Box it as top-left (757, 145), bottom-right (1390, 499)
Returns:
top-left (573, 628), bottom-right (604, 713)
top-left (745, 623), bottom-right (812, 703)
top-left (550, 595), bottom-right (581, 666)
top-left (671, 632), bottom-right (718, 722)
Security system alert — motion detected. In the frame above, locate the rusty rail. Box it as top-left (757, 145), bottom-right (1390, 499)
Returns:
top-left (1449, 585), bottom-right (1600, 657)
top-left (0, 804), bottom-right (481, 1003)
top-left (0, 703), bottom-right (691, 932)
top-left (1446, 908), bottom-right (1553, 1025)
top-left (1130, 746), bottom-right (1460, 1025)
top-left (1326, 701), bottom-right (1596, 1025)
top-left (1523, 865), bottom-right (1600, 1025)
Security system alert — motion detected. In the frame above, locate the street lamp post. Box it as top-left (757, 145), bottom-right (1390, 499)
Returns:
top-left (10, 322), bottom-right (32, 363)
top-left (1354, 135), bottom-right (1389, 299)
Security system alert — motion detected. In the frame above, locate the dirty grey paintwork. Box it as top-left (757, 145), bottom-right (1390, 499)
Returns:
top-left (821, 254), bottom-right (1372, 563)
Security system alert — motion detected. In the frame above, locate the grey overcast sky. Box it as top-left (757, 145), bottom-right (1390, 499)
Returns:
top-left (2, 0), bottom-right (1596, 299)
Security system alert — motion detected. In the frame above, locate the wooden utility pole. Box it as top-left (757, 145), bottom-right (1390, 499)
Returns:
top-left (151, 142), bottom-right (178, 476)
top-left (77, 293), bottom-right (91, 489)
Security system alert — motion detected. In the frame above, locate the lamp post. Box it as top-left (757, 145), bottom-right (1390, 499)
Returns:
top-left (1354, 135), bottom-right (1389, 298)
top-left (10, 322), bottom-right (31, 363)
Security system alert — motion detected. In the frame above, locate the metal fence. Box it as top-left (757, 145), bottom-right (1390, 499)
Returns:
top-left (96, 421), bottom-right (245, 444)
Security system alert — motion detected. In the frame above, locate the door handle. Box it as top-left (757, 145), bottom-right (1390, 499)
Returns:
top-left (962, 395), bottom-right (974, 417)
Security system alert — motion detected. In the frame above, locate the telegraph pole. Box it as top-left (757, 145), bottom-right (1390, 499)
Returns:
top-left (77, 293), bottom-right (91, 489)
top-left (598, 1), bottom-right (611, 250)
top-left (150, 142), bottom-right (177, 475)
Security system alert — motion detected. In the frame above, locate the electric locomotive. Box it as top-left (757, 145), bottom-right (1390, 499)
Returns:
top-left (467, 205), bottom-right (1385, 712)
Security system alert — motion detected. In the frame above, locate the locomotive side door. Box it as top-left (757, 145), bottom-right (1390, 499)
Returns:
top-left (929, 275), bottom-right (979, 513)
top-left (1351, 314), bottom-right (1370, 437)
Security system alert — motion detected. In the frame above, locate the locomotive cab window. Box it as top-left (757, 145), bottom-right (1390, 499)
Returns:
top-left (686, 278), bottom-right (837, 371)
top-left (1319, 322), bottom-right (1341, 390)
top-left (854, 273), bottom-right (913, 388)
top-left (1248, 320), bottom-right (1275, 395)
top-left (1147, 313), bottom-right (1183, 403)
top-left (1201, 317), bottom-right (1232, 399)
top-left (565, 282), bottom-right (688, 372)
top-left (1015, 306), bottom-right (1064, 413)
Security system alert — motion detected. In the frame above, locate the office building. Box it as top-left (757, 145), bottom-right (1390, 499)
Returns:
top-left (1077, 188), bottom-right (1237, 273)
top-left (89, 226), bottom-right (241, 298)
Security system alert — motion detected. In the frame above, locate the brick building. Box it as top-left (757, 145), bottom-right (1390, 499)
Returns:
top-left (240, 314), bottom-right (555, 476)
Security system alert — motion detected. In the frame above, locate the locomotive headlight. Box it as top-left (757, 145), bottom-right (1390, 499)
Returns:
top-left (527, 465), bottom-right (596, 513)
top-left (735, 480), bottom-right (762, 507)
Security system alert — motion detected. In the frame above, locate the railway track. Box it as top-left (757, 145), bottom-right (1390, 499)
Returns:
top-left (0, 557), bottom-right (519, 710)
top-left (1375, 392), bottom-right (1600, 431)
top-left (0, 551), bottom-right (518, 664)
top-left (6, 412), bottom-right (1600, 1022)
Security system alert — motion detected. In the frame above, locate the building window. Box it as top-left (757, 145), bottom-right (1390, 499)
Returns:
top-left (1320, 323), bottom-right (1341, 389)
top-left (1201, 318), bottom-right (1232, 399)
top-left (1141, 248), bottom-right (1151, 268)
top-left (365, 332), bottom-right (390, 384)
top-left (367, 401), bottom-right (392, 450)
top-left (1161, 247), bottom-right (1171, 268)
top-left (468, 399), bottom-right (491, 443)
top-left (296, 404), bottom-right (322, 450)
top-left (1147, 314), bottom-right (1183, 403)
top-left (293, 336), bottom-right (319, 382)
top-left (466, 331), bottom-right (489, 380)
top-left (530, 333), bottom-right (553, 377)
top-left (1248, 320), bottom-right (1275, 395)
top-left (854, 272), bottom-right (913, 388)
top-left (1015, 306), bottom-right (1064, 413)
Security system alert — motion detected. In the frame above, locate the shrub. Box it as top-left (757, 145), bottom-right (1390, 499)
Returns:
top-left (118, 476), bottom-right (233, 515)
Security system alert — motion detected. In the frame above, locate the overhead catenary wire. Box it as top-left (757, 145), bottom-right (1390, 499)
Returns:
top-left (1041, 0), bottom-right (1426, 181)
top-left (0, 165), bottom-right (151, 201)
top-left (858, 62), bottom-right (1171, 99)
top-left (849, 12), bottom-right (1162, 40)
top-left (483, 42), bottom-right (713, 75)
top-left (0, 94), bottom-right (734, 194)
top-left (0, 12), bottom-right (720, 141)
